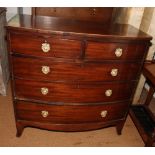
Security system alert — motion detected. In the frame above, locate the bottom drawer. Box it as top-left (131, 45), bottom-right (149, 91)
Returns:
top-left (16, 101), bottom-right (130, 123)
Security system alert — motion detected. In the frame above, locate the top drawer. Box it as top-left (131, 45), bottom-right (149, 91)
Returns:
top-left (9, 33), bottom-right (82, 59)
top-left (85, 41), bottom-right (146, 60)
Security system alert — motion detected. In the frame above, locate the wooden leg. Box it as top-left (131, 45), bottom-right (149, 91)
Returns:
top-left (16, 122), bottom-right (24, 137)
top-left (116, 120), bottom-right (125, 135)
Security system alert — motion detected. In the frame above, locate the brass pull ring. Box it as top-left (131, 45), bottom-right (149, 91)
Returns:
top-left (115, 48), bottom-right (122, 57)
top-left (41, 110), bottom-right (49, 118)
top-left (42, 66), bottom-right (50, 74)
top-left (41, 87), bottom-right (49, 95)
top-left (101, 110), bottom-right (108, 118)
top-left (105, 89), bottom-right (112, 97)
top-left (111, 68), bottom-right (118, 77)
top-left (41, 41), bottom-right (50, 53)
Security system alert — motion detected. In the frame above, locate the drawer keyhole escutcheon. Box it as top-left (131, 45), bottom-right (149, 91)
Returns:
top-left (41, 87), bottom-right (49, 95)
top-left (115, 48), bottom-right (122, 57)
top-left (101, 110), bottom-right (108, 118)
top-left (111, 68), bottom-right (118, 77)
top-left (42, 66), bottom-right (50, 74)
top-left (41, 41), bottom-right (50, 53)
top-left (105, 89), bottom-right (112, 97)
top-left (41, 110), bottom-right (49, 118)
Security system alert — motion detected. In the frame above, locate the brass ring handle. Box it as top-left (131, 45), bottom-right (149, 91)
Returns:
top-left (41, 87), bottom-right (49, 95)
top-left (111, 68), bottom-right (118, 77)
top-left (42, 66), bottom-right (50, 74)
top-left (115, 48), bottom-right (123, 57)
top-left (41, 110), bottom-right (49, 118)
top-left (105, 89), bottom-right (112, 97)
top-left (41, 41), bottom-right (50, 53)
top-left (101, 110), bottom-right (108, 118)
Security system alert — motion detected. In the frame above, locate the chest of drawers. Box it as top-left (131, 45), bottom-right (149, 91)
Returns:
top-left (6, 14), bottom-right (152, 137)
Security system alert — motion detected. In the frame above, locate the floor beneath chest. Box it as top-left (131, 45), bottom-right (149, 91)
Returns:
top-left (0, 83), bottom-right (154, 146)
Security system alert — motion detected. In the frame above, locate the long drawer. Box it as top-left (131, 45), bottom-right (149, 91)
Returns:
top-left (85, 41), bottom-right (146, 60)
top-left (12, 56), bottom-right (142, 82)
top-left (16, 101), bottom-right (129, 123)
top-left (14, 79), bottom-right (135, 103)
top-left (10, 32), bottom-right (82, 59)
top-left (10, 32), bottom-right (147, 61)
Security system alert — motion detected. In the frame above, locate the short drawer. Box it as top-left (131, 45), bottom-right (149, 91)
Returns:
top-left (14, 79), bottom-right (135, 103)
top-left (16, 101), bottom-right (129, 123)
top-left (85, 41), bottom-right (146, 60)
top-left (12, 56), bottom-right (142, 82)
top-left (10, 32), bottom-right (82, 59)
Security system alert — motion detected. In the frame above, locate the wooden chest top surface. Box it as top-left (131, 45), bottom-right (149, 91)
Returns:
top-left (6, 14), bottom-right (151, 40)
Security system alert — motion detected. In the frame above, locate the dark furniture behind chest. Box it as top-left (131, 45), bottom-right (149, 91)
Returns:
top-left (130, 62), bottom-right (155, 146)
top-left (6, 8), bottom-right (152, 137)
top-left (32, 7), bottom-right (114, 23)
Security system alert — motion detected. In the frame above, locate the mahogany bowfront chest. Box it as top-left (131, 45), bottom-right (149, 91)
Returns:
top-left (6, 14), bottom-right (152, 137)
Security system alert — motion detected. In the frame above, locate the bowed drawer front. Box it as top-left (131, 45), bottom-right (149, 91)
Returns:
top-left (16, 101), bottom-right (129, 123)
top-left (14, 79), bottom-right (135, 103)
top-left (6, 14), bottom-right (151, 136)
top-left (12, 56), bottom-right (142, 82)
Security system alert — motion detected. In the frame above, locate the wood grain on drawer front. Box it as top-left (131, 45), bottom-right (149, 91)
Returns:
top-left (85, 42), bottom-right (146, 60)
top-left (16, 101), bottom-right (129, 123)
top-left (12, 56), bottom-right (142, 82)
top-left (10, 33), bottom-right (81, 59)
top-left (14, 79), bottom-right (135, 103)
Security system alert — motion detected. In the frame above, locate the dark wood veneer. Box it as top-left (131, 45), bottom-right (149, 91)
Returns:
top-left (16, 100), bottom-right (129, 124)
top-left (32, 7), bottom-right (114, 23)
top-left (12, 56), bottom-right (142, 82)
top-left (6, 15), bottom-right (151, 41)
top-left (14, 79), bottom-right (135, 103)
top-left (10, 32), bottom-right (82, 59)
top-left (6, 13), bottom-right (152, 137)
top-left (86, 41), bottom-right (147, 60)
